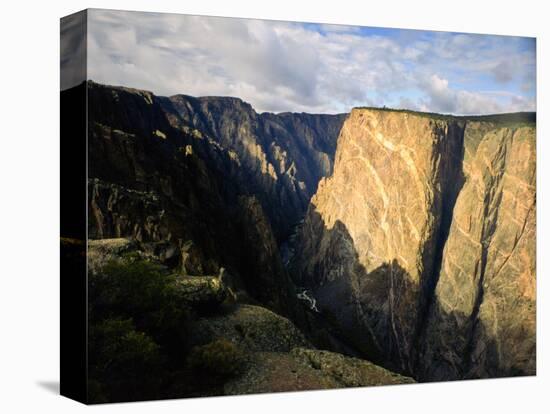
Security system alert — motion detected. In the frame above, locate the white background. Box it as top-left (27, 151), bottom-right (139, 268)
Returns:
top-left (0, 0), bottom-right (547, 412)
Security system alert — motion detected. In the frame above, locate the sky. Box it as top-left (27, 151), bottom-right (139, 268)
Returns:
top-left (86, 9), bottom-right (536, 115)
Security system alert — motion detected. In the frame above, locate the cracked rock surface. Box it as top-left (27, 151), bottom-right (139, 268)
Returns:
top-left (292, 109), bottom-right (536, 380)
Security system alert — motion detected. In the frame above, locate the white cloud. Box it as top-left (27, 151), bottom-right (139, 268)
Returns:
top-left (87, 10), bottom-right (536, 115)
top-left (419, 74), bottom-right (535, 115)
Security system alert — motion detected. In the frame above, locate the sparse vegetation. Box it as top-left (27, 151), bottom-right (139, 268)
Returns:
top-left (88, 258), bottom-right (192, 402)
top-left (88, 318), bottom-right (163, 402)
top-left (188, 339), bottom-right (244, 378)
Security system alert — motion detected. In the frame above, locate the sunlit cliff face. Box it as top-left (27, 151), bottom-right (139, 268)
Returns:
top-left (292, 108), bottom-right (535, 379)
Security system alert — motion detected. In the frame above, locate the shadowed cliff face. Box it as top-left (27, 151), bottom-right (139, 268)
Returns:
top-left (292, 109), bottom-right (536, 379)
top-left (86, 82), bottom-right (303, 317)
top-left (290, 215), bottom-right (504, 379)
top-left (162, 94), bottom-right (346, 239)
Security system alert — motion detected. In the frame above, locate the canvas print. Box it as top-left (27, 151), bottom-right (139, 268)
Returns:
top-left (60, 9), bottom-right (536, 404)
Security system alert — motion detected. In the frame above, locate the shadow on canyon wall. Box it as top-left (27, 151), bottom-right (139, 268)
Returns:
top-left (88, 81), bottom-right (345, 243)
top-left (291, 210), bottom-right (527, 382)
top-left (86, 81), bottom-right (303, 318)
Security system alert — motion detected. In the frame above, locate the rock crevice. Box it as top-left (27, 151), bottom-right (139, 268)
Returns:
top-left (292, 109), bottom-right (536, 380)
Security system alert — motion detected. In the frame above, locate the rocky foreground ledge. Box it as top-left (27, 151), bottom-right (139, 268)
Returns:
top-left (225, 347), bottom-right (414, 395)
top-left (86, 238), bottom-right (414, 397)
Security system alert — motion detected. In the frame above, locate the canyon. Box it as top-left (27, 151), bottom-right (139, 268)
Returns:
top-left (291, 108), bottom-right (536, 379)
top-left (81, 80), bottom-right (535, 392)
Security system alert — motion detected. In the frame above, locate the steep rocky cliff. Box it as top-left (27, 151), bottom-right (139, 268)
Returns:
top-left (87, 82), bottom-right (296, 316)
top-left (291, 108), bottom-right (536, 379)
top-left (87, 81), bottom-right (346, 318)
top-left (419, 121), bottom-right (536, 380)
top-left (162, 94), bottom-right (346, 239)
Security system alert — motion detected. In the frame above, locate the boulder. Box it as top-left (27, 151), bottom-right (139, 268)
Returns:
top-left (224, 348), bottom-right (414, 395)
top-left (174, 275), bottom-right (227, 309)
top-left (190, 304), bottom-right (310, 353)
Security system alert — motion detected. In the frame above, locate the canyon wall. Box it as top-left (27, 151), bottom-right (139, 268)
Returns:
top-left (87, 82), bottom-right (298, 316)
top-left (292, 109), bottom-right (536, 379)
top-left (419, 121), bottom-right (536, 380)
top-left (162, 94), bottom-right (346, 239)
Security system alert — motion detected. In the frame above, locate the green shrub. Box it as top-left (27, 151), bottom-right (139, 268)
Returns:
top-left (188, 339), bottom-right (244, 378)
top-left (88, 318), bottom-right (163, 402)
top-left (89, 259), bottom-right (191, 349)
top-left (88, 258), bottom-right (193, 401)
top-left (89, 259), bottom-right (172, 317)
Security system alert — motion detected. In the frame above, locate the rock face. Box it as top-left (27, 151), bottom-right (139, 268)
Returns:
top-left (162, 94), bottom-right (346, 239)
top-left (86, 81), bottom-right (345, 322)
top-left (224, 348), bottom-right (413, 396)
top-left (190, 304), bottom-right (311, 353)
top-left (292, 109), bottom-right (466, 373)
top-left (419, 122), bottom-right (536, 380)
top-left (174, 276), bottom-right (228, 309)
top-left (87, 82), bottom-right (299, 317)
top-left (292, 109), bottom-right (536, 379)
top-left (290, 348), bottom-right (415, 387)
